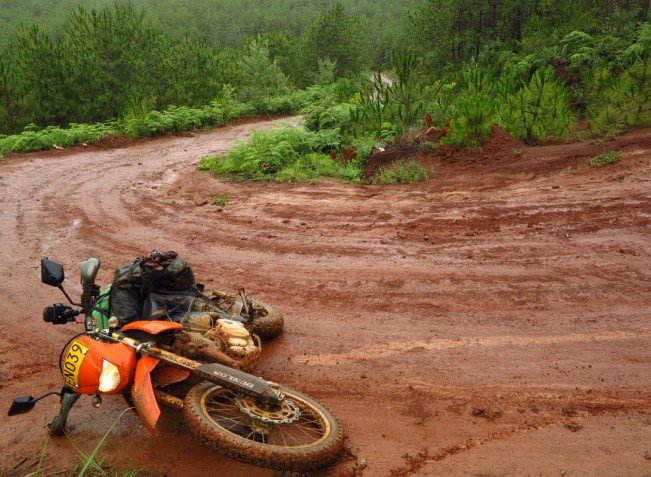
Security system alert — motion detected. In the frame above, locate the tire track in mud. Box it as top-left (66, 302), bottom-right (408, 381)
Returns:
top-left (296, 330), bottom-right (651, 366)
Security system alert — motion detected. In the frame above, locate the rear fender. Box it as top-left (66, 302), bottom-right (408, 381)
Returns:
top-left (131, 356), bottom-right (161, 436)
top-left (121, 321), bottom-right (183, 335)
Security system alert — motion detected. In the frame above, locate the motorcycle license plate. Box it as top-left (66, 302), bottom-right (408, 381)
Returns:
top-left (62, 340), bottom-right (90, 388)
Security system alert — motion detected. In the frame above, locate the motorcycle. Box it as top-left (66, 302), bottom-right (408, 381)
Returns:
top-left (7, 257), bottom-right (343, 471)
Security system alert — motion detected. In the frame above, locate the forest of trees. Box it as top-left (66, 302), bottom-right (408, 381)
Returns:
top-left (0, 0), bottom-right (648, 162)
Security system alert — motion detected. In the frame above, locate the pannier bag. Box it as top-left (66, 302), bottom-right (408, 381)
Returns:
top-left (110, 250), bottom-right (197, 324)
top-left (141, 251), bottom-right (196, 292)
top-left (110, 259), bottom-right (146, 324)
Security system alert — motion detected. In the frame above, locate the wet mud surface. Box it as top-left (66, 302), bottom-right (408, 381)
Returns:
top-left (0, 118), bottom-right (649, 476)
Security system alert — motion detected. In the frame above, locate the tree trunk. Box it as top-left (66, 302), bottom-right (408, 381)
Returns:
top-left (640, 0), bottom-right (650, 21)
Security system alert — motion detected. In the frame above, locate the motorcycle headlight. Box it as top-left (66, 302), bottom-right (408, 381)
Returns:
top-left (98, 359), bottom-right (121, 393)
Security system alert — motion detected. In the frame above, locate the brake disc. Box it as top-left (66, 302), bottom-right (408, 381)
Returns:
top-left (235, 396), bottom-right (301, 424)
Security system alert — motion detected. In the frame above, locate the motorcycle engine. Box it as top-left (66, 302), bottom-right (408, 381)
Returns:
top-left (179, 312), bottom-right (259, 364)
top-left (211, 319), bottom-right (257, 358)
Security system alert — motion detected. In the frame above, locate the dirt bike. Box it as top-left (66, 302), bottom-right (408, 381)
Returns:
top-left (7, 257), bottom-right (343, 471)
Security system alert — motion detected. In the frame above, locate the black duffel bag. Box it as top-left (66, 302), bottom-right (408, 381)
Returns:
top-left (110, 258), bottom-right (146, 324)
top-left (110, 251), bottom-right (197, 324)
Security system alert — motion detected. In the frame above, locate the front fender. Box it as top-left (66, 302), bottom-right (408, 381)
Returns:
top-left (131, 356), bottom-right (160, 436)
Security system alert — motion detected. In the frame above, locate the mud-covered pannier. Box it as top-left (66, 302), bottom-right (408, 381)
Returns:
top-left (109, 259), bottom-right (146, 324)
top-left (142, 254), bottom-right (195, 292)
top-left (109, 251), bottom-right (197, 324)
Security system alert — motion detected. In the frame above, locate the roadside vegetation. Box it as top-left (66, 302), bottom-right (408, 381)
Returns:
top-left (1, 1), bottom-right (649, 184)
top-left (25, 410), bottom-right (140, 477)
top-left (589, 151), bottom-right (623, 168)
top-left (371, 160), bottom-right (428, 185)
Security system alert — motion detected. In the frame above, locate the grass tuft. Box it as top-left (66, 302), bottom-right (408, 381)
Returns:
top-left (211, 193), bottom-right (229, 207)
top-left (588, 150), bottom-right (622, 168)
top-left (371, 159), bottom-right (428, 185)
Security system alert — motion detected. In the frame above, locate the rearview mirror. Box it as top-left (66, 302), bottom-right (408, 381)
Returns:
top-left (41, 259), bottom-right (65, 287)
top-left (7, 396), bottom-right (37, 416)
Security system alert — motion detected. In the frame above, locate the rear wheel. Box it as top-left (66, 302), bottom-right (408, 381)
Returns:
top-left (183, 382), bottom-right (344, 471)
top-left (250, 301), bottom-right (284, 340)
top-left (211, 290), bottom-right (284, 339)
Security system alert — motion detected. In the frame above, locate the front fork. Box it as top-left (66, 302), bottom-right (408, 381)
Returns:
top-left (48, 387), bottom-right (80, 436)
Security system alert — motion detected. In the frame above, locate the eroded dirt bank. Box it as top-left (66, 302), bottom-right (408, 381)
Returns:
top-left (0, 120), bottom-right (649, 476)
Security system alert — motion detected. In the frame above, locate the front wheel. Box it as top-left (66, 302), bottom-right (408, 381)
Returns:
top-left (182, 382), bottom-right (344, 471)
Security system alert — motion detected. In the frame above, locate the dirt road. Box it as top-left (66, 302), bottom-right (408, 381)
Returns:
top-left (0, 118), bottom-right (649, 476)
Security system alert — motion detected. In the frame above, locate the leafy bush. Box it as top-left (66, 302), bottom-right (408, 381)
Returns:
top-left (258, 95), bottom-right (297, 114)
top-left (588, 150), bottom-right (621, 168)
top-left (200, 126), bottom-right (360, 182)
top-left (121, 101), bottom-right (230, 137)
top-left (0, 82), bottom-right (343, 156)
top-left (0, 122), bottom-right (115, 156)
top-left (304, 103), bottom-right (354, 132)
top-left (371, 159), bottom-right (428, 185)
top-left (274, 152), bottom-right (361, 183)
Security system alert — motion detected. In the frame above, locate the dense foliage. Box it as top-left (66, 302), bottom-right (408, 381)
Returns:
top-left (1, 0), bottom-right (649, 184)
top-left (200, 126), bottom-right (361, 183)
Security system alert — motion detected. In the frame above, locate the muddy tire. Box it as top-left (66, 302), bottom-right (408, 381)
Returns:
top-left (183, 382), bottom-right (344, 471)
top-left (211, 290), bottom-right (284, 340)
top-left (250, 301), bottom-right (284, 340)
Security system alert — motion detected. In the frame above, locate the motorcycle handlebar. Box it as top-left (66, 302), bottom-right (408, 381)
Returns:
top-left (43, 304), bottom-right (80, 325)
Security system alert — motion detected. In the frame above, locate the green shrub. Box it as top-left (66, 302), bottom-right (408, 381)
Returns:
top-left (304, 102), bottom-right (354, 132)
top-left (200, 126), bottom-right (359, 182)
top-left (274, 152), bottom-right (361, 183)
top-left (258, 95), bottom-right (297, 114)
top-left (588, 150), bottom-right (621, 167)
top-left (121, 102), bottom-right (229, 138)
top-left (0, 122), bottom-right (115, 156)
top-left (0, 82), bottom-right (340, 156)
top-left (371, 159), bottom-right (428, 185)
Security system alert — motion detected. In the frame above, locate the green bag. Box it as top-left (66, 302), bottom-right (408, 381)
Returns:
top-left (92, 285), bottom-right (112, 330)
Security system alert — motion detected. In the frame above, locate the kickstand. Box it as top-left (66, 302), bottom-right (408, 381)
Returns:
top-left (48, 389), bottom-right (81, 436)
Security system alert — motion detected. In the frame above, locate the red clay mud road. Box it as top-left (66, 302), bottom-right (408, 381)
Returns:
top-left (0, 118), bottom-right (650, 477)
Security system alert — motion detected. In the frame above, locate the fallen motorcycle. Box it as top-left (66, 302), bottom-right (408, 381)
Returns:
top-left (7, 257), bottom-right (343, 471)
top-left (92, 251), bottom-right (284, 371)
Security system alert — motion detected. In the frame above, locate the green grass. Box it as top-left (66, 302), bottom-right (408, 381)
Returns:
top-left (23, 408), bottom-right (139, 477)
top-left (211, 192), bottom-right (229, 206)
top-left (588, 150), bottom-right (622, 168)
top-left (371, 159), bottom-right (428, 185)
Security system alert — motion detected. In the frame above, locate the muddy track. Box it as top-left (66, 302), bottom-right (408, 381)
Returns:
top-left (0, 120), bottom-right (650, 476)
